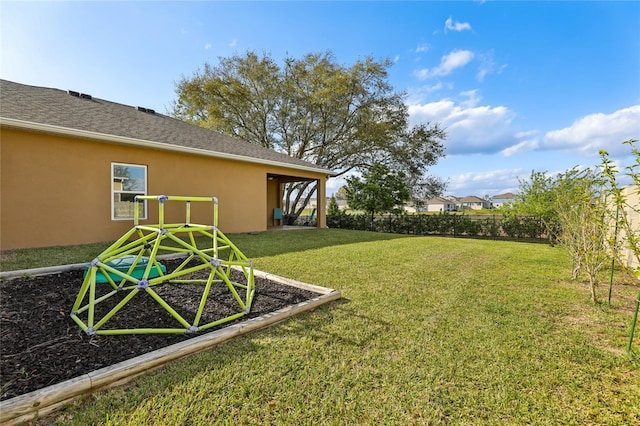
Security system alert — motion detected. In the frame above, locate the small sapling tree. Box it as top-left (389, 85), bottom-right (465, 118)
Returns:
top-left (552, 168), bottom-right (610, 303)
top-left (599, 139), bottom-right (640, 280)
top-left (327, 195), bottom-right (341, 216)
top-left (506, 171), bottom-right (561, 245)
top-left (344, 163), bottom-right (411, 225)
top-left (600, 139), bottom-right (640, 356)
top-left (513, 167), bottom-right (612, 302)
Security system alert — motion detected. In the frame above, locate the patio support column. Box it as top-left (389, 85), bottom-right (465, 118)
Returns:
top-left (275, 179), bottom-right (284, 227)
top-left (316, 177), bottom-right (327, 228)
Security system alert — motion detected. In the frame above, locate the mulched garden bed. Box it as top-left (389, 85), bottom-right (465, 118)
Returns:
top-left (0, 259), bottom-right (320, 401)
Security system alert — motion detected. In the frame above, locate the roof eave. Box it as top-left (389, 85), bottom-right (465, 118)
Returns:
top-left (0, 117), bottom-right (336, 176)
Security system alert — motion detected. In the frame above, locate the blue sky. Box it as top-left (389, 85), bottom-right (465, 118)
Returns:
top-left (2, 1), bottom-right (639, 198)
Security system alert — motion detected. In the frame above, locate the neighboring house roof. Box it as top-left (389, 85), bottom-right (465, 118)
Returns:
top-left (0, 80), bottom-right (334, 175)
top-left (492, 192), bottom-right (519, 200)
top-left (426, 197), bottom-right (455, 204)
top-left (458, 196), bottom-right (487, 203)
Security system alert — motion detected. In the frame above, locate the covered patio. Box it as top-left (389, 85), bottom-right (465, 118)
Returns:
top-left (267, 173), bottom-right (329, 230)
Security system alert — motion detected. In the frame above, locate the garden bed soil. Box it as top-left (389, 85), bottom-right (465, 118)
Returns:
top-left (1, 259), bottom-right (320, 401)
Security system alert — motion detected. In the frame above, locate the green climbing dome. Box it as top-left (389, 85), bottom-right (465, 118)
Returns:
top-left (70, 195), bottom-right (255, 336)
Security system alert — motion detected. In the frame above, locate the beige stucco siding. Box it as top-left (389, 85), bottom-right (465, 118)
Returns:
top-left (1, 128), bottom-right (327, 249)
top-left (620, 185), bottom-right (640, 271)
top-left (266, 179), bottom-right (281, 226)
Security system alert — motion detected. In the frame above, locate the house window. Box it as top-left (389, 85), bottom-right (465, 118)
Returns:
top-left (112, 163), bottom-right (147, 220)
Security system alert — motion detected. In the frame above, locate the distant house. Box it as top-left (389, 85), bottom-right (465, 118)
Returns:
top-left (306, 196), bottom-right (348, 211)
top-left (491, 192), bottom-right (519, 209)
top-left (424, 197), bottom-right (457, 212)
top-left (0, 80), bottom-right (334, 250)
top-left (454, 196), bottom-right (490, 211)
top-left (326, 196), bottom-right (348, 211)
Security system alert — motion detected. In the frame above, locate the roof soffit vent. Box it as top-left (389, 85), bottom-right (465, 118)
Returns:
top-left (137, 106), bottom-right (156, 114)
top-left (68, 90), bottom-right (92, 100)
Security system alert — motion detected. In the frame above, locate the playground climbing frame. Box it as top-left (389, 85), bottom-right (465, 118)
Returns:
top-left (70, 195), bottom-right (255, 336)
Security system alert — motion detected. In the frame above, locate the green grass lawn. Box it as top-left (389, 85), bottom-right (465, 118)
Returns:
top-left (4, 229), bottom-right (639, 425)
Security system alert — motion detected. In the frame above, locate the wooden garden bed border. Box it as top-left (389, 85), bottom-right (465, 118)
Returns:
top-left (0, 260), bottom-right (340, 425)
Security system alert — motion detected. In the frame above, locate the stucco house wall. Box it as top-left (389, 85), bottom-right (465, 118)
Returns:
top-left (618, 185), bottom-right (640, 272)
top-left (425, 197), bottom-right (456, 212)
top-left (0, 80), bottom-right (331, 250)
top-left (454, 196), bottom-right (490, 211)
top-left (491, 192), bottom-right (519, 209)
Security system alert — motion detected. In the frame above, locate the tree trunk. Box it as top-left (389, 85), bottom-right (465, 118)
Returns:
top-left (572, 259), bottom-right (581, 280)
top-left (589, 278), bottom-right (598, 304)
top-left (283, 181), bottom-right (317, 225)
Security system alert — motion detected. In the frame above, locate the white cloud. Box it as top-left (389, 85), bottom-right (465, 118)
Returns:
top-left (229, 39), bottom-right (237, 47)
top-left (500, 130), bottom-right (541, 157)
top-left (476, 50), bottom-right (507, 82)
top-left (204, 42), bottom-right (212, 50)
top-left (446, 165), bottom-right (605, 198)
top-left (408, 96), bottom-right (517, 155)
top-left (515, 130), bottom-right (539, 139)
top-left (326, 175), bottom-right (347, 196)
top-left (415, 43), bottom-right (430, 53)
top-left (325, 172), bottom-right (360, 196)
top-left (445, 169), bottom-right (523, 196)
top-left (459, 89), bottom-right (481, 108)
top-left (444, 16), bottom-right (472, 33)
top-left (500, 138), bottom-right (539, 157)
top-left (409, 97), bottom-right (640, 160)
top-left (414, 49), bottom-right (474, 80)
top-left (406, 82), bottom-right (448, 103)
top-left (542, 105), bottom-right (640, 156)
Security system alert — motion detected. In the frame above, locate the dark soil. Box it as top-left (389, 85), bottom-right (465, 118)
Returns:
top-left (0, 259), bottom-right (320, 401)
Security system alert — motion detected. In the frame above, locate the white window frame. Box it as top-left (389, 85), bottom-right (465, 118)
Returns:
top-left (111, 162), bottom-right (147, 220)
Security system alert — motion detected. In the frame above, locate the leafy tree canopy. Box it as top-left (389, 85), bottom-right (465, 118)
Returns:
top-left (507, 169), bottom-right (600, 243)
top-left (334, 186), bottom-right (347, 200)
top-left (172, 51), bottom-right (446, 221)
top-left (344, 163), bottom-right (411, 219)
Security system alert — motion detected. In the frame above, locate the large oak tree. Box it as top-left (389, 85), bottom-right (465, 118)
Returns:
top-left (172, 51), bottom-right (446, 222)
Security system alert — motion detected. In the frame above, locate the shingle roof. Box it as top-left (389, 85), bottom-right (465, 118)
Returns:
top-left (0, 80), bottom-right (333, 175)
top-left (458, 196), bottom-right (487, 203)
top-left (492, 192), bottom-right (519, 199)
top-left (426, 196), bottom-right (455, 204)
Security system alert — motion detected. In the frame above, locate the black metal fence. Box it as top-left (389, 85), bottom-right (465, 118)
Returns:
top-left (326, 213), bottom-right (549, 243)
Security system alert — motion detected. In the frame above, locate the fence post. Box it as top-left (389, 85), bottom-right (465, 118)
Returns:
top-left (539, 216), bottom-right (542, 243)
top-left (493, 215), bottom-right (497, 240)
top-left (453, 214), bottom-right (457, 237)
top-left (628, 291), bottom-right (640, 358)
